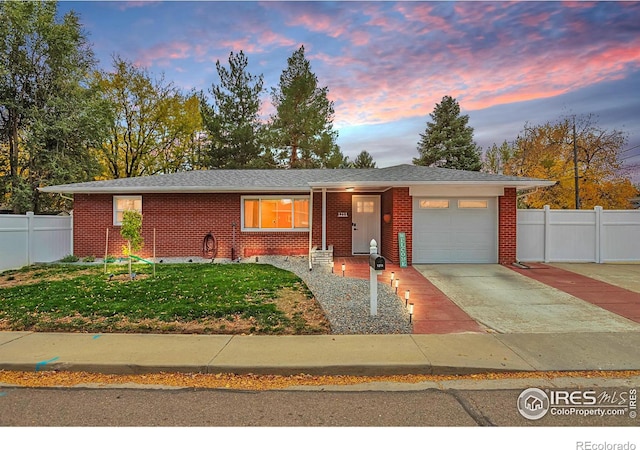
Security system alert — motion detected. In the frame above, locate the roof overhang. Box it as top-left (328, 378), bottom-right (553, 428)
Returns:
top-left (40, 179), bottom-right (556, 195)
top-left (309, 180), bottom-right (557, 190)
top-left (38, 186), bottom-right (314, 194)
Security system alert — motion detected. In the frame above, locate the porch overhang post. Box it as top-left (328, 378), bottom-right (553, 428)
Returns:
top-left (308, 187), bottom-right (314, 271)
top-left (322, 188), bottom-right (327, 251)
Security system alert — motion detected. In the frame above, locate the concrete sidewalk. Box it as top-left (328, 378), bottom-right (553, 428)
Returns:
top-left (1, 331), bottom-right (639, 376)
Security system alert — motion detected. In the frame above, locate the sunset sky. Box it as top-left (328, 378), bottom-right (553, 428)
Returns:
top-left (58, 1), bottom-right (640, 180)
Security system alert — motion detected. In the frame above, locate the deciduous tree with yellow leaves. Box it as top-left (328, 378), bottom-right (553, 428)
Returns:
top-left (497, 115), bottom-right (638, 209)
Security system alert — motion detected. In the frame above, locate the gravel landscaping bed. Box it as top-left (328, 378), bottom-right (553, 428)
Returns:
top-left (244, 256), bottom-right (412, 335)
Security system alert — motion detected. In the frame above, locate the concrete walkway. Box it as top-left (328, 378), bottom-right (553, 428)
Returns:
top-left (413, 264), bottom-right (640, 334)
top-left (338, 257), bottom-right (485, 334)
top-left (1, 331), bottom-right (639, 376)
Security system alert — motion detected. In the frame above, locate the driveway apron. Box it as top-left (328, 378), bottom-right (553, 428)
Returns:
top-left (511, 263), bottom-right (640, 323)
top-left (413, 264), bottom-right (640, 334)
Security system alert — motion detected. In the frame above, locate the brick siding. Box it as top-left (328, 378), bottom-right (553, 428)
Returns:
top-left (74, 187), bottom-right (517, 265)
top-left (498, 187), bottom-right (517, 264)
top-left (381, 188), bottom-right (412, 265)
top-left (75, 193), bottom-right (313, 259)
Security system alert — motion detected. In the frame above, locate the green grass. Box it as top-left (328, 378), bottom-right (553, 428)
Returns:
top-left (0, 263), bottom-right (323, 334)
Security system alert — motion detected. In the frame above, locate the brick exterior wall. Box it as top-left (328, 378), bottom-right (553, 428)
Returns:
top-left (74, 193), bottom-right (319, 259)
top-left (380, 188), bottom-right (412, 265)
top-left (324, 192), bottom-right (353, 257)
top-left (498, 187), bottom-right (517, 265)
top-left (73, 187), bottom-right (517, 265)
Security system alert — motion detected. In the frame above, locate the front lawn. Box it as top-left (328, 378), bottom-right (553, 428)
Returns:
top-left (0, 263), bottom-right (330, 335)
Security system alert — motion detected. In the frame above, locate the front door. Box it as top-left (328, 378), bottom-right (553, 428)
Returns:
top-left (352, 195), bottom-right (381, 254)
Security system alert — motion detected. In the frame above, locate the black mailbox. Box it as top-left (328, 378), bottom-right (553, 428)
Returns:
top-left (369, 254), bottom-right (386, 271)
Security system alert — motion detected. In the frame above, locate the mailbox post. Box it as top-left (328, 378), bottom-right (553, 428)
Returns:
top-left (369, 239), bottom-right (385, 316)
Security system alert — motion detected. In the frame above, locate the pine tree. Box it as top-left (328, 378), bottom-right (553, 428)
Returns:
top-left (482, 141), bottom-right (516, 174)
top-left (413, 96), bottom-right (482, 171)
top-left (269, 45), bottom-right (343, 168)
top-left (353, 150), bottom-right (377, 168)
top-left (201, 51), bottom-right (265, 168)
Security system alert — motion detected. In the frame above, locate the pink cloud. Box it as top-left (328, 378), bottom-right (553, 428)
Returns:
top-left (116, 1), bottom-right (161, 12)
top-left (302, 16), bottom-right (370, 47)
top-left (396, 3), bottom-right (451, 30)
top-left (320, 24), bottom-right (640, 128)
top-left (135, 41), bottom-right (192, 68)
top-left (519, 11), bottom-right (553, 28)
top-left (218, 31), bottom-right (296, 56)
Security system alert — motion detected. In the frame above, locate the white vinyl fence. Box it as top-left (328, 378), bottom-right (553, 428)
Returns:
top-left (0, 212), bottom-right (73, 271)
top-left (517, 206), bottom-right (640, 263)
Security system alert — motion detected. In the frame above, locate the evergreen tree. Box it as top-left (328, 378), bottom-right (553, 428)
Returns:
top-left (201, 51), bottom-right (265, 168)
top-left (482, 141), bottom-right (516, 174)
top-left (269, 45), bottom-right (343, 168)
top-left (353, 150), bottom-right (377, 168)
top-left (413, 95), bottom-right (482, 171)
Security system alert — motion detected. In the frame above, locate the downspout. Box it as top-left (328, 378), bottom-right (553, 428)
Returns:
top-left (517, 187), bottom-right (539, 200)
top-left (308, 187), bottom-right (313, 271)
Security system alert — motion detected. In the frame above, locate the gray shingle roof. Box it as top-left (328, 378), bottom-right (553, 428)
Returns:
top-left (39, 164), bottom-right (554, 194)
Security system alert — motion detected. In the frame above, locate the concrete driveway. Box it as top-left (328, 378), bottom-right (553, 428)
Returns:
top-left (413, 264), bottom-right (640, 334)
top-left (550, 263), bottom-right (640, 294)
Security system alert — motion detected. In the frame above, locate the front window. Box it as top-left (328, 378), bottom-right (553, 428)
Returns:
top-left (242, 196), bottom-right (309, 231)
top-left (113, 196), bottom-right (142, 225)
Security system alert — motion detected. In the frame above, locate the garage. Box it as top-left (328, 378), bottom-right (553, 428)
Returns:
top-left (412, 197), bottom-right (498, 263)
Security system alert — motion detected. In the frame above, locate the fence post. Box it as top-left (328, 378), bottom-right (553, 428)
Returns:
top-left (595, 206), bottom-right (602, 263)
top-left (26, 211), bottom-right (35, 266)
top-left (543, 205), bottom-right (550, 263)
top-left (69, 211), bottom-right (74, 256)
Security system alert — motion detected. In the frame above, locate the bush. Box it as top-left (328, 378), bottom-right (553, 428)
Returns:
top-left (59, 255), bottom-right (79, 263)
top-left (82, 255), bottom-right (96, 263)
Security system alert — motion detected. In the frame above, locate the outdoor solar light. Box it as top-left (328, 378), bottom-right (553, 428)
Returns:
top-left (405, 289), bottom-right (410, 306)
top-left (395, 279), bottom-right (399, 294)
top-left (331, 261), bottom-right (334, 273)
top-left (409, 303), bottom-right (414, 323)
top-left (342, 263), bottom-right (346, 277)
top-left (390, 271), bottom-right (394, 285)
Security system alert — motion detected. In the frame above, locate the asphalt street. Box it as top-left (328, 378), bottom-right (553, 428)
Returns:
top-left (1, 382), bottom-right (638, 427)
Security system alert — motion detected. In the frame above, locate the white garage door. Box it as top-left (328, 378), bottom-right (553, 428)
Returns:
top-left (413, 198), bottom-right (497, 263)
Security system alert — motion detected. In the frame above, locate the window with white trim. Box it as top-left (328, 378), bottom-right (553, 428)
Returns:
top-left (419, 199), bottom-right (449, 209)
top-left (113, 196), bottom-right (142, 225)
top-left (242, 196), bottom-right (310, 231)
top-left (458, 200), bottom-right (488, 209)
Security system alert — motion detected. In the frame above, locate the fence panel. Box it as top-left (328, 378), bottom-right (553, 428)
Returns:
top-left (601, 210), bottom-right (640, 262)
top-left (0, 215), bottom-right (29, 271)
top-left (516, 209), bottom-right (545, 262)
top-left (517, 206), bottom-right (640, 263)
top-left (548, 210), bottom-right (597, 262)
top-left (0, 213), bottom-right (72, 271)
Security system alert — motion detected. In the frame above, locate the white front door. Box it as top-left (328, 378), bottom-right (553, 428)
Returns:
top-left (352, 195), bottom-right (381, 254)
